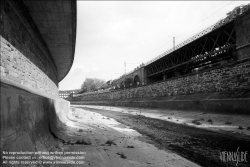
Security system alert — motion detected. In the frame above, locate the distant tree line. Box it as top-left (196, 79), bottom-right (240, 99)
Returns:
top-left (78, 78), bottom-right (108, 94)
top-left (77, 77), bottom-right (142, 95)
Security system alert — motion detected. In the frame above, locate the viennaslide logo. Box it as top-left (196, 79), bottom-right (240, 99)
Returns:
top-left (220, 147), bottom-right (248, 166)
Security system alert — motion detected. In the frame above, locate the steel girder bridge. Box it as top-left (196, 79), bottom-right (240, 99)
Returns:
top-left (144, 5), bottom-right (249, 83)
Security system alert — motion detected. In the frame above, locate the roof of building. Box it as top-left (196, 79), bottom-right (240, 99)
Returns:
top-left (23, 0), bottom-right (77, 81)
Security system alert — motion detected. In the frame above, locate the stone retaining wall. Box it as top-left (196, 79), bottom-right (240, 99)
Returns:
top-left (0, 1), bottom-right (58, 96)
top-left (74, 59), bottom-right (250, 101)
top-left (0, 36), bottom-right (58, 96)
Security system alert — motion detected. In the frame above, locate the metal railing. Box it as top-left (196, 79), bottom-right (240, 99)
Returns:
top-left (144, 4), bottom-right (249, 66)
top-left (111, 4), bottom-right (249, 84)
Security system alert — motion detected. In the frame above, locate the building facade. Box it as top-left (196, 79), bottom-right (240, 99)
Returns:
top-left (59, 89), bottom-right (81, 98)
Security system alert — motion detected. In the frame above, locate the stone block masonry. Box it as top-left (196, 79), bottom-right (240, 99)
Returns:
top-left (75, 59), bottom-right (250, 101)
top-left (0, 0), bottom-right (77, 159)
top-left (1, 36), bottom-right (58, 96)
top-left (0, 0), bottom-right (58, 84)
top-left (0, 0), bottom-right (59, 96)
top-left (235, 9), bottom-right (250, 60)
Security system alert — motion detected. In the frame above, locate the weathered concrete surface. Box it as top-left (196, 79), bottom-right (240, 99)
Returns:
top-left (79, 106), bottom-right (250, 167)
top-left (22, 0), bottom-right (77, 81)
top-left (71, 91), bottom-right (250, 114)
top-left (1, 0), bottom-right (77, 82)
top-left (0, 82), bottom-right (70, 165)
top-left (62, 106), bottom-right (200, 167)
top-left (0, 81), bottom-right (200, 166)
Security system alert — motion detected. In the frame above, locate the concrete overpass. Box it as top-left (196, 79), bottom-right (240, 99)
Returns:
top-left (23, 0), bottom-right (77, 82)
top-left (1, 0), bottom-right (76, 161)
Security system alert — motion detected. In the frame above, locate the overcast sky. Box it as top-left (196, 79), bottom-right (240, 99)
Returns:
top-left (59, 1), bottom-right (249, 91)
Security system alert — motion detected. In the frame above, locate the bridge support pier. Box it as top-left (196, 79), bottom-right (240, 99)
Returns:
top-left (235, 11), bottom-right (250, 60)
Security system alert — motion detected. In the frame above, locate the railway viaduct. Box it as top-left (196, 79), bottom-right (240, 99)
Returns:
top-left (1, 1), bottom-right (250, 163)
top-left (0, 0), bottom-right (76, 158)
top-left (73, 4), bottom-right (250, 114)
top-left (112, 4), bottom-right (250, 87)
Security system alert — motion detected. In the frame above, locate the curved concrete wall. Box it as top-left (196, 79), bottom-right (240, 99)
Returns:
top-left (0, 1), bottom-right (75, 164)
top-left (1, 0), bottom-right (59, 96)
top-left (1, 36), bottom-right (58, 96)
top-left (1, 0), bottom-right (58, 84)
top-left (0, 82), bottom-right (70, 162)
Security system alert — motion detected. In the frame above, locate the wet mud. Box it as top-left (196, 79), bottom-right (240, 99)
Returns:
top-left (81, 107), bottom-right (250, 167)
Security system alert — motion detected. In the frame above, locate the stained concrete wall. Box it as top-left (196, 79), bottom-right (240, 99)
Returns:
top-left (72, 95), bottom-right (250, 114)
top-left (0, 82), bottom-right (70, 165)
top-left (0, 1), bottom-right (74, 163)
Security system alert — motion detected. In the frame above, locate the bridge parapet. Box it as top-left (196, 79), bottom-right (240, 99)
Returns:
top-left (111, 65), bottom-right (146, 89)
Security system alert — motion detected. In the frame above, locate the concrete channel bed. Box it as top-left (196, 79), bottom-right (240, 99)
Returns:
top-left (1, 82), bottom-right (200, 166)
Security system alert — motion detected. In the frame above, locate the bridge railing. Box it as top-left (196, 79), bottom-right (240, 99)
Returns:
top-left (144, 4), bottom-right (249, 66)
top-left (111, 4), bottom-right (249, 84)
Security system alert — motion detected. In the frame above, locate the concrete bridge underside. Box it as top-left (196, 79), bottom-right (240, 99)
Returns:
top-left (23, 0), bottom-right (77, 81)
top-left (0, 0), bottom-right (77, 161)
